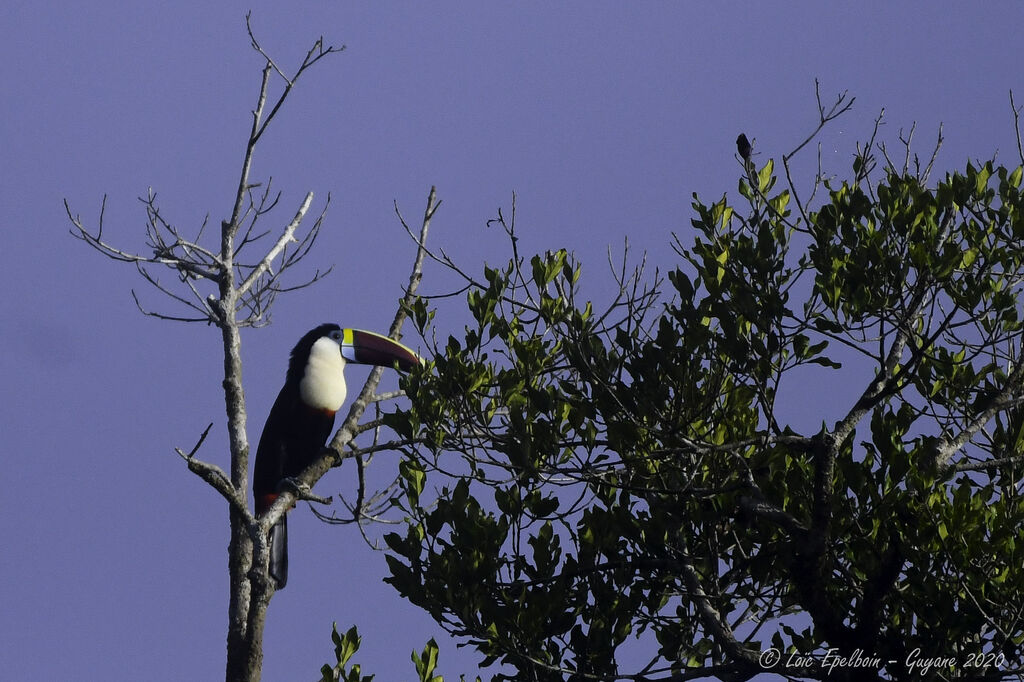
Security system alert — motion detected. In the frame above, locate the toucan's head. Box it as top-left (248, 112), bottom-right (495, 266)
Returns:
top-left (287, 323), bottom-right (420, 412)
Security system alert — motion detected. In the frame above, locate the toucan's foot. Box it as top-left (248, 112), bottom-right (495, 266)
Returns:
top-left (276, 477), bottom-right (331, 505)
top-left (276, 477), bottom-right (309, 496)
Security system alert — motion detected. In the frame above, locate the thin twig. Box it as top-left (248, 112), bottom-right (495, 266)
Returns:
top-left (1011, 90), bottom-right (1024, 167)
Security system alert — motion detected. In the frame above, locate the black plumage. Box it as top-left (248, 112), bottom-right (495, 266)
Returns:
top-left (736, 133), bottom-right (752, 161)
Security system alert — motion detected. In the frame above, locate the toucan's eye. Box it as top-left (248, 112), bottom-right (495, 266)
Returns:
top-left (329, 330), bottom-right (342, 341)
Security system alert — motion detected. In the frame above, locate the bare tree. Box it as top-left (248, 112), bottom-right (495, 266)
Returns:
top-left (66, 17), bottom-right (438, 682)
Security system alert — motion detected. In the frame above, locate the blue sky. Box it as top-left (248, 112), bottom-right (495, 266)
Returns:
top-left (2, 3), bottom-right (1022, 681)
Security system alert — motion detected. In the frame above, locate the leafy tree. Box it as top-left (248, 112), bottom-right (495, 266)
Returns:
top-left (376, 93), bottom-right (1024, 681)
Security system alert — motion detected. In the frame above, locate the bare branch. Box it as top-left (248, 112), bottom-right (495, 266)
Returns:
top-left (953, 453), bottom-right (1024, 473)
top-left (389, 186), bottom-right (439, 338)
top-left (921, 122), bottom-right (945, 182)
top-left (932, 368), bottom-right (1024, 474)
top-left (1012, 89), bottom-right (1024, 167)
top-left (225, 61), bottom-right (271, 243)
top-left (131, 288), bottom-right (211, 323)
top-left (176, 424), bottom-right (249, 517)
top-left (236, 191), bottom-right (313, 298)
top-left (785, 79), bottom-right (855, 162)
top-left (781, 80), bottom-right (855, 225)
top-left (245, 12), bottom-right (345, 147)
top-left (676, 541), bottom-right (760, 671)
top-left (177, 422), bottom-right (214, 458)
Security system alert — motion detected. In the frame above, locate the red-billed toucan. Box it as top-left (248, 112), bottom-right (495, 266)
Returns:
top-left (253, 323), bottom-right (420, 589)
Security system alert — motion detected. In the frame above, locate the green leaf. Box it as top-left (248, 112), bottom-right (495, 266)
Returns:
top-left (770, 190), bottom-right (791, 215)
top-left (412, 639), bottom-right (441, 682)
top-left (738, 177), bottom-right (752, 199)
top-left (960, 247), bottom-right (978, 269)
top-left (975, 164), bottom-right (991, 194)
top-left (399, 459), bottom-right (427, 502)
top-left (758, 159), bottom-right (775, 192)
top-left (1009, 165), bottom-right (1023, 188)
top-left (715, 248), bottom-right (728, 284)
top-left (335, 625), bottom-right (361, 666)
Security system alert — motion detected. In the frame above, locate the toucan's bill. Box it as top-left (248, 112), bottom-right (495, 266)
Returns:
top-left (340, 328), bottom-right (421, 371)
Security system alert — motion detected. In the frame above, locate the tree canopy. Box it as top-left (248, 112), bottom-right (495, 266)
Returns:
top-left (348, 119), bottom-right (1024, 681)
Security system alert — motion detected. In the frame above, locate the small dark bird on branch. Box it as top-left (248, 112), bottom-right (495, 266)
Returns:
top-left (736, 133), bottom-right (757, 187)
top-left (736, 133), bottom-right (752, 161)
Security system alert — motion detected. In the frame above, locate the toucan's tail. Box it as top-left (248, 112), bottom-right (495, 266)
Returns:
top-left (268, 516), bottom-right (288, 589)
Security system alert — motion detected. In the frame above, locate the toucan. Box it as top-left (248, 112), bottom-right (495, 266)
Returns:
top-left (253, 323), bottom-right (420, 589)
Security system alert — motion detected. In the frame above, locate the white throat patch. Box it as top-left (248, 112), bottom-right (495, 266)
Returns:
top-left (299, 337), bottom-right (348, 411)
